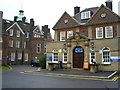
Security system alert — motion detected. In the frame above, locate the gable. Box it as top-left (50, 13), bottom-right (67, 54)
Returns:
top-left (6, 22), bottom-right (25, 34)
top-left (33, 26), bottom-right (43, 35)
top-left (53, 12), bottom-right (80, 30)
top-left (87, 5), bottom-right (120, 25)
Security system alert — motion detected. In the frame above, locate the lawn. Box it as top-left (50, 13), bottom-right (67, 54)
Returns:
top-left (0, 66), bottom-right (9, 71)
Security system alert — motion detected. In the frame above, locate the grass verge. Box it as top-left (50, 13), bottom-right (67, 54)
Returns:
top-left (0, 65), bottom-right (10, 71)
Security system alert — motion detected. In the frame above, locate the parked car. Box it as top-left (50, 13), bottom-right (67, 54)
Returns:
top-left (30, 59), bottom-right (40, 67)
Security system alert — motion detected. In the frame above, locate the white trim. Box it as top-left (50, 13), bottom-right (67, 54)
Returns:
top-left (60, 31), bottom-right (66, 41)
top-left (96, 27), bottom-right (103, 39)
top-left (52, 49), bottom-right (58, 63)
top-left (11, 52), bottom-right (15, 61)
top-left (16, 30), bottom-right (20, 37)
top-left (67, 30), bottom-right (73, 39)
top-left (24, 53), bottom-right (28, 62)
top-left (63, 53), bottom-right (67, 63)
top-left (10, 29), bottom-right (13, 36)
top-left (102, 47), bottom-right (111, 64)
top-left (89, 52), bottom-right (96, 64)
top-left (9, 40), bottom-right (13, 47)
top-left (33, 26), bottom-right (43, 35)
top-left (81, 11), bottom-right (91, 19)
top-left (6, 22), bottom-right (25, 35)
top-left (18, 53), bottom-right (22, 59)
top-left (105, 26), bottom-right (113, 38)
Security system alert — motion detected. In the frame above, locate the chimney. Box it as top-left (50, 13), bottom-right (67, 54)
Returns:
top-left (42, 25), bottom-right (50, 38)
top-left (74, 6), bottom-right (80, 15)
top-left (14, 16), bottom-right (18, 22)
top-left (105, 0), bottom-right (112, 11)
top-left (0, 11), bottom-right (3, 19)
top-left (30, 18), bottom-right (34, 26)
top-left (22, 17), bottom-right (26, 23)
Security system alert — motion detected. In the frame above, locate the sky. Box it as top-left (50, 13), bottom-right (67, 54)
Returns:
top-left (0, 0), bottom-right (119, 38)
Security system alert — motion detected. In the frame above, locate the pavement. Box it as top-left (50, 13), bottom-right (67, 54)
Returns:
top-left (23, 68), bottom-right (118, 79)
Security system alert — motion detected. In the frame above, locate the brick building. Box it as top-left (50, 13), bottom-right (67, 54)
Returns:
top-left (2, 10), bottom-right (52, 65)
top-left (0, 11), bottom-right (2, 64)
top-left (46, 1), bottom-right (120, 71)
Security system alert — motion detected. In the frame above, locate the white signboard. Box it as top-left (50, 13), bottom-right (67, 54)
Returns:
top-left (99, 50), bottom-right (103, 54)
top-left (110, 56), bottom-right (120, 62)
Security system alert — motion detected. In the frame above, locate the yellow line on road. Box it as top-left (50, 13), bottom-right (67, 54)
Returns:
top-left (19, 72), bottom-right (119, 82)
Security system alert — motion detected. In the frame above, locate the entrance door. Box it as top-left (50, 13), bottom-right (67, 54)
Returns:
top-left (73, 46), bottom-right (84, 68)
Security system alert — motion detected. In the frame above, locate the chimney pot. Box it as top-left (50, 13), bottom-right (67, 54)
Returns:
top-left (22, 17), bottom-right (26, 23)
top-left (74, 6), bottom-right (80, 15)
top-left (14, 16), bottom-right (18, 22)
top-left (30, 18), bottom-right (34, 26)
top-left (105, 0), bottom-right (112, 10)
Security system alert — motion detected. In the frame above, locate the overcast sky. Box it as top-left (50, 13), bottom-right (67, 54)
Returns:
top-left (0, 0), bottom-right (119, 37)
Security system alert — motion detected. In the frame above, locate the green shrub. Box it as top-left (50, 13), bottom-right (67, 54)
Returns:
top-left (39, 55), bottom-right (46, 69)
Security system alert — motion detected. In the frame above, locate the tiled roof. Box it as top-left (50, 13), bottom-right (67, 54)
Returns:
top-left (87, 4), bottom-right (120, 25)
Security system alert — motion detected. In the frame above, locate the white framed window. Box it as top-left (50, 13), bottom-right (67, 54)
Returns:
top-left (16, 41), bottom-right (20, 48)
top-left (60, 31), bottom-right (66, 41)
top-left (90, 52), bottom-right (96, 64)
top-left (37, 44), bottom-right (41, 53)
top-left (34, 34), bottom-right (37, 38)
top-left (105, 26), bottom-right (113, 38)
top-left (26, 32), bottom-right (29, 38)
top-left (81, 11), bottom-right (91, 19)
top-left (67, 31), bottom-right (73, 39)
top-left (9, 40), bottom-right (13, 47)
top-left (11, 52), bottom-right (15, 61)
top-left (18, 53), bottom-right (22, 59)
top-left (96, 27), bottom-right (103, 39)
top-left (24, 53), bottom-right (28, 61)
top-left (10, 29), bottom-right (13, 36)
top-left (17, 30), bottom-right (20, 37)
top-left (23, 42), bottom-right (26, 48)
top-left (52, 50), bottom-right (58, 63)
top-left (63, 53), bottom-right (67, 63)
top-left (102, 47), bottom-right (110, 64)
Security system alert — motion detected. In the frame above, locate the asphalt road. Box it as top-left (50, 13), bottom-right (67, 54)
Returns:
top-left (2, 65), bottom-right (119, 89)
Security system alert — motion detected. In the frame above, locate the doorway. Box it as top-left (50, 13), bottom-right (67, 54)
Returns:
top-left (73, 46), bottom-right (84, 68)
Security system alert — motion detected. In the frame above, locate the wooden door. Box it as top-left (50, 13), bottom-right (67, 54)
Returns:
top-left (73, 46), bottom-right (84, 68)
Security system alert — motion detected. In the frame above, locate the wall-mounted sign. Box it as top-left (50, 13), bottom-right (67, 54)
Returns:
top-left (75, 48), bottom-right (83, 53)
top-left (110, 57), bottom-right (120, 62)
top-left (58, 59), bottom-right (62, 61)
top-left (83, 62), bottom-right (89, 69)
top-left (46, 57), bottom-right (52, 61)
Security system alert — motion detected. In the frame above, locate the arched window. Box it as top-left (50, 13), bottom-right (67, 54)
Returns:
top-left (102, 47), bottom-right (110, 64)
top-left (52, 50), bottom-right (58, 62)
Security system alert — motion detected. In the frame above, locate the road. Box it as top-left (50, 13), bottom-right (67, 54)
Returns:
top-left (2, 65), bottom-right (119, 89)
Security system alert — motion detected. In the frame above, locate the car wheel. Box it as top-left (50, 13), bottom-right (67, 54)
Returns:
top-left (31, 64), bottom-right (34, 67)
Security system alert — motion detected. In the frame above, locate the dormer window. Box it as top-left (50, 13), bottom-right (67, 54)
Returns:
top-left (17, 30), bottom-right (20, 37)
top-left (81, 11), bottom-right (91, 19)
top-left (10, 29), bottom-right (13, 36)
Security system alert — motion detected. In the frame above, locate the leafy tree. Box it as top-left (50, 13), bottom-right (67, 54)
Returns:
top-left (39, 55), bottom-right (46, 69)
